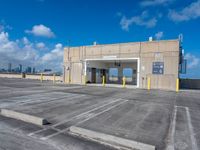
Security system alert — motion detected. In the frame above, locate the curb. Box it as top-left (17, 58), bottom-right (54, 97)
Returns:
top-left (69, 126), bottom-right (155, 150)
top-left (0, 109), bottom-right (49, 126)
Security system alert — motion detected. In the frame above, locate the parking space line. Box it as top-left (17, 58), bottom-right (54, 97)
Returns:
top-left (40, 100), bottom-right (128, 140)
top-left (166, 106), bottom-right (177, 150)
top-left (2, 93), bottom-right (85, 108)
top-left (28, 98), bottom-right (123, 136)
top-left (166, 106), bottom-right (198, 150)
top-left (26, 94), bottom-right (87, 107)
top-left (185, 107), bottom-right (198, 150)
top-left (52, 98), bottom-right (123, 127)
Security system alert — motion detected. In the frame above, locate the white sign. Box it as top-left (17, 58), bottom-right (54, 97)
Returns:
top-left (102, 56), bottom-right (117, 59)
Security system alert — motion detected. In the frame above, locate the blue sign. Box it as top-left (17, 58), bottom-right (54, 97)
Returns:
top-left (152, 62), bottom-right (164, 74)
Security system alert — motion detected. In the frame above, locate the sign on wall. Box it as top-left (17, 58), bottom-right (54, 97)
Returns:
top-left (152, 62), bottom-right (164, 74)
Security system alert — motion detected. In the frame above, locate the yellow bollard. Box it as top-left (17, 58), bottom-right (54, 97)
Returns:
top-left (102, 76), bottom-right (105, 86)
top-left (40, 73), bottom-right (43, 82)
top-left (122, 76), bottom-right (126, 88)
top-left (147, 77), bottom-right (151, 90)
top-left (176, 78), bottom-right (179, 92)
top-left (53, 74), bottom-right (56, 84)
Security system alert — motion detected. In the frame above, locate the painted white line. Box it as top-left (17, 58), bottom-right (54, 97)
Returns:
top-left (185, 107), bottom-right (198, 150)
top-left (15, 93), bottom-right (81, 104)
top-left (52, 98), bottom-right (123, 127)
top-left (166, 106), bottom-right (177, 150)
top-left (1, 93), bottom-right (81, 107)
top-left (26, 94), bottom-right (86, 107)
top-left (167, 106), bottom-right (199, 150)
top-left (28, 98), bottom-right (122, 136)
top-left (76, 100), bottom-right (128, 125)
top-left (41, 100), bottom-right (128, 140)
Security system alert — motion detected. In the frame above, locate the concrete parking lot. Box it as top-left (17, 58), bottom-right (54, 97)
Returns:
top-left (0, 78), bottom-right (200, 150)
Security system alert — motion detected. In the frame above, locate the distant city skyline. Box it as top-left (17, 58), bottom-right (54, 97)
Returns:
top-left (0, 62), bottom-right (59, 74)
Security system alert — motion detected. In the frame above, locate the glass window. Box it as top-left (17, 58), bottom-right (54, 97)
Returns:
top-left (109, 68), bottom-right (118, 81)
top-left (123, 68), bottom-right (133, 82)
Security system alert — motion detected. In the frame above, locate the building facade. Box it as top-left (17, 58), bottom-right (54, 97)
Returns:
top-left (63, 39), bottom-right (182, 91)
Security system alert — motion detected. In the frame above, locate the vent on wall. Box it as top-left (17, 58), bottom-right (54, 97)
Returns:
top-left (93, 41), bottom-right (97, 46)
top-left (149, 37), bottom-right (153, 42)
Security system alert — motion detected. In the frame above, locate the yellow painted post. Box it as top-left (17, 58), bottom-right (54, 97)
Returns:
top-left (102, 76), bottom-right (105, 86)
top-left (176, 78), bottom-right (179, 92)
top-left (40, 73), bottom-right (43, 82)
top-left (122, 76), bottom-right (126, 88)
top-left (53, 74), bottom-right (56, 84)
top-left (147, 77), bottom-right (151, 90)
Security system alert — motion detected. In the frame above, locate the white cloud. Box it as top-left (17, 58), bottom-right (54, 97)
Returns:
top-left (22, 37), bottom-right (30, 45)
top-left (168, 0), bottom-right (200, 22)
top-left (41, 44), bottom-right (63, 61)
top-left (0, 32), bottom-right (39, 66)
top-left (155, 31), bottom-right (164, 40)
top-left (40, 44), bottom-right (63, 70)
top-left (185, 53), bottom-right (200, 69)
top-left (120, 11), bottom-right (157, 31)
top-left (25, 24), bottom-right (55, 38)
top-left (140, 0), bottom-right (175, 7)
top-left (36, 42), bottom-right (46, 49)
top-left (0, 32), bottom-right (9, 44)
top-left (0, 30), bottom-right (63, 72)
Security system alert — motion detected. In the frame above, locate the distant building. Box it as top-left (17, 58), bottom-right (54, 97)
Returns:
top-left (44, 69), bottom-right (52, 72)
top-left (19, 64), bottom-right (22, 73)
top-left (8, 63), bottom-right (12, 72)
top-left (33, 67), bottom-right (36, 74)
top-left (0, 68), bottom-right (6, 72)
top-left (12, 67), bottom-right (20, 73)
top-left (25, 67), bottom-right (32, 73)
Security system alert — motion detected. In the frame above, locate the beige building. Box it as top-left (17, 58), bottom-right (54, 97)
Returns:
top-left (63, 39), bottom-right (182, 91)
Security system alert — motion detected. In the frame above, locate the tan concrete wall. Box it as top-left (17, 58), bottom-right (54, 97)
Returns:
top-left (0, 73), bottom-right (22, 78)
top-left (140, 40), bottom-right (179, 91)
top-left (64, 39), bottom-right (180, 91)
top-left (0, 73), bottom-right (62, 81)
top-left (26, 74), bottom-right (62, 81)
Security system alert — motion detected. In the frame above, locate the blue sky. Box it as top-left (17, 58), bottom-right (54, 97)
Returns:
top-left (0, 0), bottom-right (199, 78)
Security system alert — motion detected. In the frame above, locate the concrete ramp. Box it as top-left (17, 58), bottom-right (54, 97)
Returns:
top-left (0, 109), bottom-right (49, 126)
top-left (69, 126), bottom-right (155, 150)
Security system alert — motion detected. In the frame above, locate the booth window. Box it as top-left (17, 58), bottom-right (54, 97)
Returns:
top-left (123, 68), bottom-right (133, 82)
top-left (109, 68), bottom-right (118, 81)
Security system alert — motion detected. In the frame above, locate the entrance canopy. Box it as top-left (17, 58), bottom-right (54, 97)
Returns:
top-left (84, 58), bottom-right (140, 87)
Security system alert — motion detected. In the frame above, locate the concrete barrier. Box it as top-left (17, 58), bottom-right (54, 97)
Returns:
top-left (0, 73), bottom-right (22, 78)
top-left (0, 109), bottom-right (49, 126)
top-left (180, 79), bottom-right (200, 89)
top-left (0, 73), bottom-right (62, 81)
top-left (69, 126), bottom-right (155, 150)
